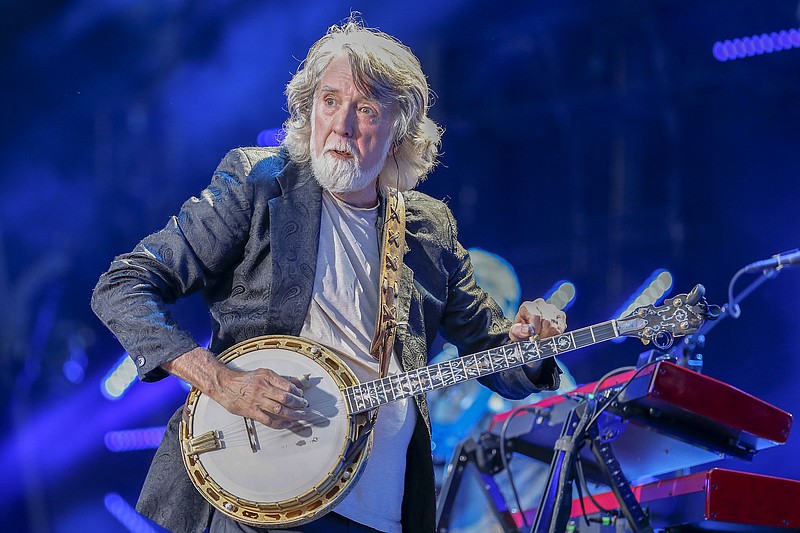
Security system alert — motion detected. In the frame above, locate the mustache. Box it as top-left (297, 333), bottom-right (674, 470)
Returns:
top-left (324, 141), bottom-right (358, 158)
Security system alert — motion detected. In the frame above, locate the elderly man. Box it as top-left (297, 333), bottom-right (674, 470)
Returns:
top-left (92, 18), bottom-right (565, 533)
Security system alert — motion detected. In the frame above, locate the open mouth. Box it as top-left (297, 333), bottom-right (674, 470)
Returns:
top-left (328, 149), bottom-right (354, 159)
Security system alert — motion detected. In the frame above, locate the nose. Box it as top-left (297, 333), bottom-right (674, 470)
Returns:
top-left (332, 105), bottom-right (355, 138)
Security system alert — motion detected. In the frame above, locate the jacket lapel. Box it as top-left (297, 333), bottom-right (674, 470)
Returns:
top-left (266, 162), bottom-right (322, 335)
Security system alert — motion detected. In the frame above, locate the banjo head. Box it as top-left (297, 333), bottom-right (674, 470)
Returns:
top-left (180, 335), bottom-right (371, 527)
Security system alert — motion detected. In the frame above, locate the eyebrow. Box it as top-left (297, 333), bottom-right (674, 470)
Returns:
top-left (318, 85), bottom-right (382, 105)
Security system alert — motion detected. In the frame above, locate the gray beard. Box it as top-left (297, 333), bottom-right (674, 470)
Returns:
top-left (310, 150), bottom-right (381, 194)
top-left (309, 120), bottom-right (392, 194)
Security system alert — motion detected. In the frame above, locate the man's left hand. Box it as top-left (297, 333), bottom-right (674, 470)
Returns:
top-left (508, 298), bottom-right (567, 341)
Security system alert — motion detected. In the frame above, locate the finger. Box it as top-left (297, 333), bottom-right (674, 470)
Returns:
top-left (539, 319), bottom-right (565, 337)
top-left (258, 369), bottom-right (306, 398)
top-left (259, 397), bottom-right (308, 422)
top-left (260, 383), bottom-right (308, 409)
top-left (509, 323), bottom-right (533, 341)
top-left (255, 412), bottom-right (293, 430)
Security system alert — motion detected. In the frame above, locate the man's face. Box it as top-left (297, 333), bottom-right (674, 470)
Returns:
top-left (310, 55), bottom-right (397, 197)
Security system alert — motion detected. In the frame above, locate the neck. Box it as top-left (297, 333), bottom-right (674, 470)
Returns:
top-left (331, 185), bottom-right (379, 209)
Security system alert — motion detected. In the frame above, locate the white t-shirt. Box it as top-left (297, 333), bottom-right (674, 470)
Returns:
top-left (299, 191), bottom-right (416, 533)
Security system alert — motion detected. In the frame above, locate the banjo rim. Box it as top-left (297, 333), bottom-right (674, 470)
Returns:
top-left (179, 335), bottom-right (373, 528)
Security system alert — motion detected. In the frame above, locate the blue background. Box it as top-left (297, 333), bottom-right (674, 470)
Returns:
top-left (1, 1), bottom-right (799, 531)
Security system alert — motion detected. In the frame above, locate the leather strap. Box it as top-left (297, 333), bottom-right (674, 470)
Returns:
top-left (369, 189), bottom-right (406, 379)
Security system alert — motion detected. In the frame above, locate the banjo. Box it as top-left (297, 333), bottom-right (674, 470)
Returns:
top-left (180, 285), bottom-right (713, 528)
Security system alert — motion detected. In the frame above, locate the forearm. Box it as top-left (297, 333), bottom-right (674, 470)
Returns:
top-left (161, 346), bottom-right (231, 398)
top-left (163, 346), bottom-right (310, 430)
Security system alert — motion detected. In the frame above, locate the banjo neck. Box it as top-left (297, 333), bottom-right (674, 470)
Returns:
top-left (344, 320), bottom-right (625, 415)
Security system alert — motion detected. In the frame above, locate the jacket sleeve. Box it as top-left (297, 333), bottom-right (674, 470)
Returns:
top-left (437, 206), bottom-right (561, 399)
top-left (90, 148), bottom-right (259, 381)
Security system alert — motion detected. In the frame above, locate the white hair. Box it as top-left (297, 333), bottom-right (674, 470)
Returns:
top-left (282, 17), bottom-right (442, 193)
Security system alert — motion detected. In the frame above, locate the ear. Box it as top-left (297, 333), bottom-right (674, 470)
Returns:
top-left (389, 140), bottom-right (400, 156)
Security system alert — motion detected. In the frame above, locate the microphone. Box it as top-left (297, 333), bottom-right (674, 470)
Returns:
top-left (742, 249), bottom-right (800, 273)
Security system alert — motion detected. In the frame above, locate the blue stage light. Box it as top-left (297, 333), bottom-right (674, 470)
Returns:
top-left (101, 353), bottom-right (138, 400)
top-left (611, 269), bottom-right (673, 342)
top-left (544, 280), bottom-right (577, 311)
top-left (104, 426), bottom-right (166, 452)
top-left (713, 28), bottom-right (800, 61)
top-left (104, 492), bottom-right (158, 533)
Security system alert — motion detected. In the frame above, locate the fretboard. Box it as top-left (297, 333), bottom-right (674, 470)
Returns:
top-left (344, 320), bottom-right (620, 415)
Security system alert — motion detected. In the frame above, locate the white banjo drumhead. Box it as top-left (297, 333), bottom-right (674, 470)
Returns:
top-left (191, 347), bottom-right (348, 503)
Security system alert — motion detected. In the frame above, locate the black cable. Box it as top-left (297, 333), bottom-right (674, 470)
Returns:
top-left (575, 453), bottom-right (613, 522)
top-left (498, 405), bottom-right (546, 528)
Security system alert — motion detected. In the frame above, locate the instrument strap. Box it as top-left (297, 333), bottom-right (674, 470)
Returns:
top-left (369, 189), bottom-right (406, 381)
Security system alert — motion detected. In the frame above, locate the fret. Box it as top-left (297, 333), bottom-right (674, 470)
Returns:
top-left (552, 337), bottom-right (563, 353)
top-left (503, 346), bottom-right (512, 369)
top-left (464, 352), bottom-right (481, 378)
top-left (401, 371), bottom-right (414, 398)
top-left (364, 382), bottom-right (377, 410)
top-left (447, 359), bottom-right (459, 385)
top-left (572, 327), bottom-right (594, 349)
top-left (592, 322), bottom-right (617, 342)
top-left (589, 325), bottom-right (597, 343)
top-left (429, 362), bottom-right (445, 390)
top-left (405, 370), bottom-right (417, 395)
top-left (439, 362), bottom-right (451, 387)
top-left (377, 377), bottom-right (389, 404)
top-left (548, 337), bottom-right (560, 354)
top-left (386, 374), bottom-right (399, 401)
top-left (372, 380), bottom-right (381, 407)
top-left (521, 341), bottom-right (539, 365)
top-left (479, 352), bottom-right (493, 374)
top-left (344, 389), bottom-right (355, 414)
top-left (355, 385), bottom-right (367, 411)
top-left (441, 360), bottom-right (454, 386)
top-left (421, 366), bottom-right (432, 391)
top-left (414, 368), bottom-right (425, 393)
top-left (453, 358), bottom-right (468, 384)
top-left (506, 344), bottom-right (524, 366)
top-left (491, 347), bottom-right (507, 371)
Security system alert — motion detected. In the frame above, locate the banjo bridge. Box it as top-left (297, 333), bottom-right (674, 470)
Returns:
top-left (244, 417), bottom-right (260, 453)
top-left (184, 429), bottom-right (224, 455)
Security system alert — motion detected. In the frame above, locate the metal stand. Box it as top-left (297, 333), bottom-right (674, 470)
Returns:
top-left (436, 433), bottom-right (519, 533)
top-left (531, 397), bottom-right (653, 533)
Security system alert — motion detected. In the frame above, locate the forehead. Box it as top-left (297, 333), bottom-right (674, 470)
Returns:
top-left (318, 56), bottom-right (356, 89)
top-left (317, 55), bottom-right (391, 106)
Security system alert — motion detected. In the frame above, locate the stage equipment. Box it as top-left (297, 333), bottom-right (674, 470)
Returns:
top-left (564, 468), bottom-right (800, 531)
top-left (436, 359), bottom-right (791, 532)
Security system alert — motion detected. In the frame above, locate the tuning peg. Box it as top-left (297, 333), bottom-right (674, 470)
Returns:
top-left (686, 284), bottom-right (705, 305)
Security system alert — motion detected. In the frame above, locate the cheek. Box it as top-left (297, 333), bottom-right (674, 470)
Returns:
top-left (311, 117), bottom-right (327, 155)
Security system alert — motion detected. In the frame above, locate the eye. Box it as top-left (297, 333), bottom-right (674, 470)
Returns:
top-left (323, 95), bottom-right (336, 107)
top-left (359, 105), bottom-right (377, 116)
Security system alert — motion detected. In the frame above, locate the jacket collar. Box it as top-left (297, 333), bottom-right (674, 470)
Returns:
top-left (265, 160), bottom-right (322, 335)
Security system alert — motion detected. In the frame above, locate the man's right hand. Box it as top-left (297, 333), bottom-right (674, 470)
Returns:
top-left (162, 346), bottom-right (309, 429)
